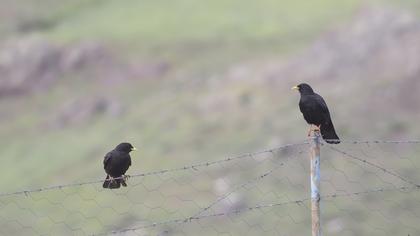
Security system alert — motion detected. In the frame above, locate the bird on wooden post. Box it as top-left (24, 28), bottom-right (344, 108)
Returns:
top-left (292, 83), bottom-right (340, 144)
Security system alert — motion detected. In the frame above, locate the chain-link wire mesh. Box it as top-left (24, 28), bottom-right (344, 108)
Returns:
top-left (0, 140), bottom-right (419, 235)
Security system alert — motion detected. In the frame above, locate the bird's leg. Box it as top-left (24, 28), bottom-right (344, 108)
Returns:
top-left (307, 125), bottom-right (313, 137)
top-left (311, 125), bottom-right (321, 137)
top-left (108, 176), bottom-right (115, 183)
top-left (308, 125), bottom-right (321, 136)
top-left (123, 174), bottom-right (130, 181)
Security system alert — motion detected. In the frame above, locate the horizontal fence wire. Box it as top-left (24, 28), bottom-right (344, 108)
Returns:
top-left (0, 139), bottom-right (419, 236)
top-left (0, 142), bottom-right (309, 198)
top-left (101, 185), bottom-right (420, 236)
top-left (327, 145), bottom-right (420, 187)
top-left (2, 140), bottom-right (417, 198)
top-left (323, 139), bottom-right (420, 144)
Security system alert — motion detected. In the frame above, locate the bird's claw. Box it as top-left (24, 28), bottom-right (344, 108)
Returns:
top-left (308, 125), bottom-right (321, 136)
top-left (307, 125), bottom-right (313, 137)
top-left (108, 176), bottom-right (115, 183)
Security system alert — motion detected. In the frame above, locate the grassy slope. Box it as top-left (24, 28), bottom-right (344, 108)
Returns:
top-left (1, 0), bottom-right (420, 235)
top-left (0, 0), bottom-right (362, 190)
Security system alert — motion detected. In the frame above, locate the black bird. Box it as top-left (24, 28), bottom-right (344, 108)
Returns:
top-left (103, 142), bottom-right (137, 189)
top-left (292, 83), bottom-right (340, 144)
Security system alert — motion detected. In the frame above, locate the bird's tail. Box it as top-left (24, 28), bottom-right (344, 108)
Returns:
top-left (320, 122), bottom-right (340, 144)
top-left (103, 175), bottom-right (121, 189)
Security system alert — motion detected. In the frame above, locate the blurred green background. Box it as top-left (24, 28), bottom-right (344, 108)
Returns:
top-left (1, 0), bottom-right (420, 235)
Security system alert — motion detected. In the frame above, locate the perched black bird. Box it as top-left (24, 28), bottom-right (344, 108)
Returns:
top-left (292, 83), bottom-right (340, 144)
top-left (103, 142), bottom-right (137, 189)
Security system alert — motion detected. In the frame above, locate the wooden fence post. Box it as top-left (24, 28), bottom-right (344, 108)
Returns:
top-left (310, 131), bottom-right (321, 236)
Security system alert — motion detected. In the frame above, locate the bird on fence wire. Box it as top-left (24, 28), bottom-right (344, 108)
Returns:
top-left (292, 83), bottom-right (340, 144)
top-left (102, 142), bottom-right (137, 189)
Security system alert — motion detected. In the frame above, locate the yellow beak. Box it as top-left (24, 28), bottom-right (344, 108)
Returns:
top-left (291, 86), bottom-right (299, 90)
top-left (131, 147), bottom-right (137, 151)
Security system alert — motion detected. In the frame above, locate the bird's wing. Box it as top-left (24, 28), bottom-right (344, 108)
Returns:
top-left (314, 94), bottom-right (335, 127)
top-left (103, 152), bottom-right (113, 169)
top-left (314, 94), bottom-right (330, 114)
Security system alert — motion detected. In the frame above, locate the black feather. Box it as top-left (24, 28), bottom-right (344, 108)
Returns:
top-left (102, 143), bottom-right (134, 189)
top-left (295, 83), bottom-right (340, 144)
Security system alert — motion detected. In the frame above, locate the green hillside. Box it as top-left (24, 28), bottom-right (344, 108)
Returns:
top-left (0, 0), bottom-right (420, 235)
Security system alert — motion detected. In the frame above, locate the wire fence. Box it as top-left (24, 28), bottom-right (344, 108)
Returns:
top-left (0, 139), bottom-right (420, 235)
